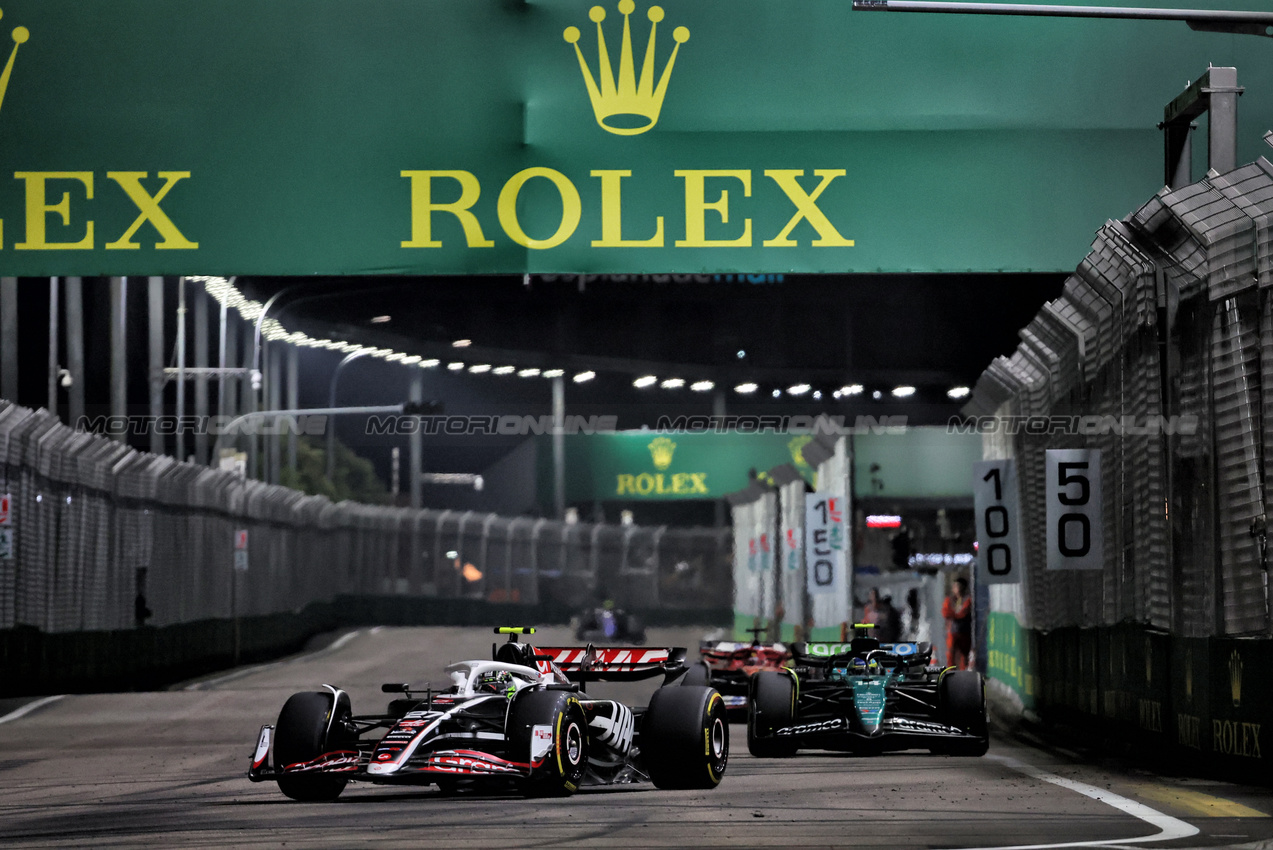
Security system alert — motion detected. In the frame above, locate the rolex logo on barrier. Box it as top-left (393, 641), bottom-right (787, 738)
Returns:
top-left (1230, 649), bottom-right (1243, 708)
top-left (563, 1), bottom-right (689, 136)
top-left (0, 8), bottom-right (29, 117)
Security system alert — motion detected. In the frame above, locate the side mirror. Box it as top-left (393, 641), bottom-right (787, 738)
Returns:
top-left (381, 683), bottom-right (410, 694)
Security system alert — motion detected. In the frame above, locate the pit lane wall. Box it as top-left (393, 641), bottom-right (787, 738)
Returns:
top-left (0, 400), bottom-right (729, 696)
top-left (968, 157), bottom-right (1273, 779)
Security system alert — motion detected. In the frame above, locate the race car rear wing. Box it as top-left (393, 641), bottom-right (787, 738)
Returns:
top-left (793, 640), bottom-right (933, 664)
top-left (533, 646), bottom-right (688, 684)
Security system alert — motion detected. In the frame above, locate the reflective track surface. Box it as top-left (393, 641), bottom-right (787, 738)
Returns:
top-left (2, 626), bottom-right (1272, 849)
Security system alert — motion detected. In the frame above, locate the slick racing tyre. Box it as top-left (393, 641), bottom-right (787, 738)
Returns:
top-left (509, 690), bottom-right (588, 797)
top-left (747, 671), bottom-right (797, 758)
top-left (679, 661), bottom-right (712, 688)
top-left (935, 670), bottom-right (990, 756)
top-left (642, 685), bottom-right (728, 790)
top-left (273, 691), bottom-right (353, 802)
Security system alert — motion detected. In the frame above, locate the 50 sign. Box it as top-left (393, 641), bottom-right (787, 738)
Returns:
top-left (1045, 449), bottom-right (1103, 571)
top-left (973, 460), bottom-right (1023, 585)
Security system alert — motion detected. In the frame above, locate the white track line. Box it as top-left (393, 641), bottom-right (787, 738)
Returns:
top-left (0, 694), bottom-right (65, 725)
top-left (184, 629), bottom-right (362, 691)
top-left (969, 754), bottom-right (1200, 850)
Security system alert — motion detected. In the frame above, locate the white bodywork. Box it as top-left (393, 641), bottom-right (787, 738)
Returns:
top-left (444, 660), bottom-right (543, 696)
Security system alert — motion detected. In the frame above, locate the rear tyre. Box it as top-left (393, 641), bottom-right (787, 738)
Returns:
top-left (680, 661), bottom-right (712, 688)
top-left (747, 671), bottom-right (797, 758)
top-left (274, 691), bottom-right (352, 802)
top-left (509, 691), bottom-right (588, 797)
top-left (938, 671), bottom-right (989, 756)
top-left (642, 685), bottom-right (728, 790)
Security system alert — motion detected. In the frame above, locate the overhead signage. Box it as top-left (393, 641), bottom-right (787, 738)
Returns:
top-left (3, 1), bottom-right (1266, 275)
top-left (541, 431), bottom-right (816, 501)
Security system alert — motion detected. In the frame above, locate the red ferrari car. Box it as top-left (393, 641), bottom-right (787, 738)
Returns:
top-left (684, 628), bottom-right (791, 717)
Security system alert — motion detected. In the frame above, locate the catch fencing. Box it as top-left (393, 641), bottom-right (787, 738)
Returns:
top-left (0, 401), bottom-right (731, 637)
top-left (967, 158), bottom-right (1273, 640)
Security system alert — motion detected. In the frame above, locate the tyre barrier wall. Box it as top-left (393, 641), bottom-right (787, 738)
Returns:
top-left (988, 617), bottom-right (1273, 782)
top-left (0, 596), bottom-right (732, 697)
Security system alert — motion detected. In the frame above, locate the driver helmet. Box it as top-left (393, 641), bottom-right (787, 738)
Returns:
top-left (867, 658), bottom-right (882, 675)
top-left (477, 669), bottom-right (516, 698)
top-left (849, 657), bottom-right (868, 672)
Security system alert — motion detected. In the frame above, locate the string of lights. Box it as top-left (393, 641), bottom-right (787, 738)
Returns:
top-left (187, 276), bottom-right (970, 402)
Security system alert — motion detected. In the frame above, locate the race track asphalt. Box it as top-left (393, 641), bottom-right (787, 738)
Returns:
top-left (2, 625), bottom-right (1272, 849)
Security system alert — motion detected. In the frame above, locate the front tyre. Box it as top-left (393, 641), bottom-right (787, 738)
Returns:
top-left (747, 671), bottom-right (797, 758)
top-left (273, 691), bottom-right (352, 802)
top-left (641, 685), bottom-right (729, 790)
top-left (509, 691), bottom-right (588, 797)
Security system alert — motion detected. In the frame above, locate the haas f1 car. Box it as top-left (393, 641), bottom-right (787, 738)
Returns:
top-left (746, 626), bottom-right (989, 758)
top-left (685, 627), bottom-right (790, 716)
top-left (248, 627), bottom-right (728, 800)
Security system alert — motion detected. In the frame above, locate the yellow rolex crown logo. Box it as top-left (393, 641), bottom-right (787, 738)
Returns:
top-left (648, 436), bottom-right (676, 470)
top-left (1229, 649), bottom-right (1243, 708)
top-left (563, 1), bottom-right (689, 136)
top-left (0, 8), bottom-right (29, 118)
top-left (788, 435), bottom-right (813, 470)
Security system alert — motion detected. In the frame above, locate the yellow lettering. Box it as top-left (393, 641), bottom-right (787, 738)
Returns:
top-left (635, 473), bottom-right (655, 495)
top-left (763, 169), bottom-right (854, 247)
top-left (401, 170), bottom-right (493, 248)
top-left (1250, 723), bottom-right (1262, 758)
top-left (1177, 714), bottom-right (1200, 749)
top-left (616, 474), bottom-right (635, 495)
top-left (591, 170), bottom-right (663, 247)
top-left (689, 472), bottom-right (708, 494)
top-left (674, 169), bottom-right (751, 247)
top-left (105, 171), bottom-right (197, 249)
top-left (15, 171), bottom-right (94, 250)
top-left (498, 168), bottom-right (580, 249)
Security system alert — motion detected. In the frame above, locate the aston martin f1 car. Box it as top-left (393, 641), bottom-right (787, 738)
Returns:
top-left (685, 627), bottom-right (790, 717)
top-left (746, 626), bottom-right (988, 758)
top-left (247, 627), bottom-right (728, 801)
